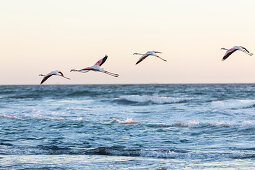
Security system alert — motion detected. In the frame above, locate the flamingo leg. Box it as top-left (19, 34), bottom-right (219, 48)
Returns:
top-left (245, 52), bottom-right (253, 56)
top-left (221, 48), bottom-right (229, 51)
top-left (62, 76), bottom-right (71, 80)
top-left (133, 53), bottom-right (144, 55)
top-left (156, 56), bottom-right (167, 62)
top-left (70, 69), bottom-right (90, 73)
top-left (242, 50), bottom-right (253, 56)
top-left (103, 71), bottom-right (119, 77)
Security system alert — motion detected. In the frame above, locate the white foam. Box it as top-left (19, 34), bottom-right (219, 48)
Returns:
top-left (113, 118), bottom-right (140, 124)
top-left (73, 117), bottom-right (83, 121)
top-left (48, 111), bottom-right (66, 115)
top-left (185, 121), bottom-right (231, 127)
top-left (1, 114), bottom-right (19, 119)
top-left (171, 120), bottom-right (255, 128)
top-left (211, 99), bottom-right (255, 109)
top-left (119, 95), bottom-right (194, 104)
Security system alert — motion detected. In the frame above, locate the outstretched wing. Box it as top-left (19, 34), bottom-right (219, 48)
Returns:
top-left (58, 71), bottom-right (70, 80)
top-left (58, 71), bottom-right (64, 77)
top-left (136, 54), bottom-right (149, 65)
top-left (81, 67), bottom-right (94, 71)
top-left (95, 55), bottom-right (108, 66)
top-left (222, 48), bottom-right (238, 61)
top-left (40, 74), bottom-right (53, 84)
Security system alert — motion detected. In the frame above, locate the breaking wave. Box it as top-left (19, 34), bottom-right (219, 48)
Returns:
top-left (211, 99), bottom-right (255, 109)
top-left (117, 95), bottom-right (194, 104)
top-left (111, 118), bottom-right (255, 129)
top-left (112, 118), bottom-right (140, 124)
top-left (85, 146), bottom-right (255, 160)
top-left (2, 146), bottom-right (255, 160)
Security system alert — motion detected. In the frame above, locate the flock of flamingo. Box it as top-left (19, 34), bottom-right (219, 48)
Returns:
top-left (39, 46), bottom-right (253, 84)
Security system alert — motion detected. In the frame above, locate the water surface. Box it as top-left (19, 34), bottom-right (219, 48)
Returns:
top-left (0, 84), bottom-right (255, 169)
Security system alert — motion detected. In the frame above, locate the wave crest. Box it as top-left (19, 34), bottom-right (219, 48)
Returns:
top-left (211, 99), bottom-right (255, 109)
top-left (118, 95), bottom-right (194, 104)
top-left (85, 146), bottom-right (255, 160)
top-left (112, 118), bottom-right (140, 124)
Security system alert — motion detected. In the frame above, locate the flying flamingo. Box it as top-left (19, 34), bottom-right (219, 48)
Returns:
top-left (70, 55), bottom-right (119, 77)
top-left (39, 70), bottom-right (70, 84)
top-left (133, 51), bottom-right (167, 65)
top-left (221, 46), bottom-right (253, 61)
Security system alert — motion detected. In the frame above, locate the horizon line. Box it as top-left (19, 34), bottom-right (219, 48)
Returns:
top-left (1, 82), bottom-right (255, 86)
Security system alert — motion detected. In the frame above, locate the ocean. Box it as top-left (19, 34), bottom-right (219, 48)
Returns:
top-left (0, 84), bottom-right (255, 169)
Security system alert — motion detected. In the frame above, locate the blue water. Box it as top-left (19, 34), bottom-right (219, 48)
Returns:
top-left (0, 84), bottom-right (255, 169)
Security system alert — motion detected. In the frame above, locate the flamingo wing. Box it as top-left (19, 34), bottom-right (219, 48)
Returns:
top-left (58, 71), bottom-right (70, 79)
top-left (81, 67), bottom-right (94, 71)
top-left (136, 54), bottom-right (149, 65)
top-left (95, 55), bottom-right (108, 66)
top-left (222, 48), bottom-right (238, 61)
top-left (58, 71), bottom-right (64, 76)
top-left (75, 67), bottom-right (92, 73)
top-left (40, 74), bottom-right (53, 84)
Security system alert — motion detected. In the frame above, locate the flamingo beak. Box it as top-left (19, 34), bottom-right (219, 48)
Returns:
top-left (156, 51), bottom-right (162, 53)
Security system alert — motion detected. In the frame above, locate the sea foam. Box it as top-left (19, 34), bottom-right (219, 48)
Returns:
top-left (211, 99), bottom-right (255, 109)
top-left (119, 95), bottom-right (194, 104)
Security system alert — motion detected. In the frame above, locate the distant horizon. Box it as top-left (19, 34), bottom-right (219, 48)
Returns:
top-left (2, 82), bottom-right (255, 86)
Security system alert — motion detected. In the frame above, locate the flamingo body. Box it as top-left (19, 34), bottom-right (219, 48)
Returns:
top-left (221, 46), bottom-right (253, 61)
top-left (39, 70), bottom-right (70, 84)
top-left (70, 55), bottom-right (119, 77)
top-left (133, 51), bottom-right (167, 65)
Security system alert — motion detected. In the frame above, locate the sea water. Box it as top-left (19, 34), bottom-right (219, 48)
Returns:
top-left (0, 84), bottom-right (255, 169)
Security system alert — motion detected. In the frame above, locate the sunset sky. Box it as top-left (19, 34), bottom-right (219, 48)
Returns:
top-left (1, 0), bottom-right (255, 84)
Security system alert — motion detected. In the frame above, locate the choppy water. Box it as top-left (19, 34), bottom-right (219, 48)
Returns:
top-left (0, 84), bottom-right (255, 169)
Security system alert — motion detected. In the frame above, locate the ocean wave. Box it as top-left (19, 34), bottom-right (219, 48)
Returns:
top-left (85, 146), bottom-right (255, 160)
top-left (211, 99), bottom-right (255, 109)
top-left (147, 121), bottom-right (231, 128)
top-left (2, 146), bottom-right (255, 160)
top-left (85, 146), bottom-right (189, 158)
top-left (112, 118), bottom-right (140, 124)
top-left (111, 118), bottom-right (237, 128)
top-left (66, 90), bottom-right (100, 97)
top-left (0, 113), bottom-right (84, 122)
top-left (1, 114), bottom-right (20, 119)
top-left (7, 94), bottom-right (42, 99)
top-left (117, 95), bottom-right (194, 104)
top-left (170, 120), bottom-right (255, 129)
top-left (170, 121), bottom-right (233, 128)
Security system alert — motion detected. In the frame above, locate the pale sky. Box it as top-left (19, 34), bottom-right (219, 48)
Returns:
top-left (1, 0), bottom-right (255, 84)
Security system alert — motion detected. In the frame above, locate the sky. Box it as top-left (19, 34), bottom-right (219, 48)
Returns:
top-left (1, 0), bottom-right (255, 84)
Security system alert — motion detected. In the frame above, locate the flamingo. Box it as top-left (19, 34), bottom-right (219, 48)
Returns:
top-left (221, 46), bottom-right (253, 61)
top-left (70, 55), bottom-right (119, 77)
top-left (39, 70), bottom-right (70, 84)
top-left (133, 51), bottom-right (167, 65)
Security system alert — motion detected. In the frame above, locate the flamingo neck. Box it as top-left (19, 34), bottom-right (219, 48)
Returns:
top-left (134, 53), bottom-right (144, 55)
top-left (221, 48), bottom-right (228, 51)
